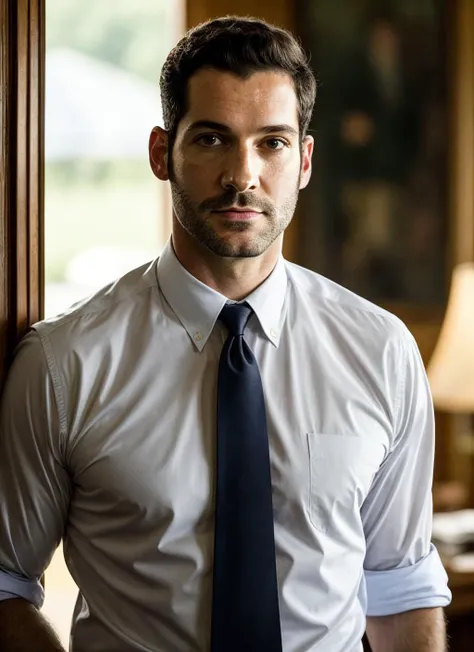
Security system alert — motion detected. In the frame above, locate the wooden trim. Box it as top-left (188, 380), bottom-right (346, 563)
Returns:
top-left (17, 0), bottom-right (45, 332)
top-left (27, 1), bottom-right (45, 328)
top-left (451, 0), bottom-right (474, 265)
top-left (0, 0), bottom-right (16, 384)
top-left (0, 0), bottom-right (44, 385)
top-left (186, 0), bottom-right (293, 30)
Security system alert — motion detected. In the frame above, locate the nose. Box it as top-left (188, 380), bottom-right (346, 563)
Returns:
top-left (220, 144), bottom-right (260, 193)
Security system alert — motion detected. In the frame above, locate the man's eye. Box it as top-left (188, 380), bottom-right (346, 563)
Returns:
top-left (265, 138), bottom-right (286, 150)
top-left (197, 134), bottom-right (222, 147)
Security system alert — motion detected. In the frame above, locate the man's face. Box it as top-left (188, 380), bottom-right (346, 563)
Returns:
top-left (150, 68), bottom-right (313, 258)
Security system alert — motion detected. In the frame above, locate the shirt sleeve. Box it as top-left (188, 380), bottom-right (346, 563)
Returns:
top-left (0, 330), bottom-right (71, 607)
top-left (361, 328), bottom-right (452, 616)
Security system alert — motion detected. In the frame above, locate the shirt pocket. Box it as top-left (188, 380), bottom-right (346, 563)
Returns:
top-left (306, 432), bottom-right (382, 535)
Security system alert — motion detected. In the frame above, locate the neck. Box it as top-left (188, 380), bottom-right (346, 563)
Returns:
top-left (171, 223), bottom-right (282, 301)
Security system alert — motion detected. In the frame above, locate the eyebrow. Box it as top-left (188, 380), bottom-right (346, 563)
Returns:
top-left (185, 120), bottom-right (298, 137)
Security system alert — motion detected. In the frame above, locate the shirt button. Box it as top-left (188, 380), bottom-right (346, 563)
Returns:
top-left (270, 328), bottom-right (278, 338)
top-left (194, 332), bottom-right (203, 341)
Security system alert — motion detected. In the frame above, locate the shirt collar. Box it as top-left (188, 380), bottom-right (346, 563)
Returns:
top-left (156, 239), bottom-right (287, 351)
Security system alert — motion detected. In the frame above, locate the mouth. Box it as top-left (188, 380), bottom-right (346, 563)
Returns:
top-left (212, 207), bottom-right (263, 220)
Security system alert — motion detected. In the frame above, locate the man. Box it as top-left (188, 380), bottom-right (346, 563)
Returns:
top-left (0, 16), bottom-right (451, 652)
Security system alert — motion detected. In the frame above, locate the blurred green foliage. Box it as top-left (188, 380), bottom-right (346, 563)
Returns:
top-left (45, 161), bottom-right (159, 283)
top-left (46, 0), bottom-right (173, 83)
top-left (45, 1), bottom-right (173, 287)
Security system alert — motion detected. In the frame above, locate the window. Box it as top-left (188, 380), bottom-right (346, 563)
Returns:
top-left (44, 0), bottom-right (183, 317)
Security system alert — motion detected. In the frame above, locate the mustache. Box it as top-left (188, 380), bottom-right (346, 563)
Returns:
top-left (199, 190), bottom-right (274, 215)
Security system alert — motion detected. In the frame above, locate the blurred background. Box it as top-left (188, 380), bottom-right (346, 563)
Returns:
top-left (296, 0), bottom-right (448, 304)
top-left (36, 0), bottom-right (474, 650)
top-left (43, 0), bottom-right (180, 318)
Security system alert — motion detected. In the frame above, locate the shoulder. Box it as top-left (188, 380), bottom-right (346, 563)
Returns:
top-left (33, 258), bottom-right (160, 351)
top-left (36, 258), bottom-right (160, 333)
top-left (284, 260), bottom-right (413, 349)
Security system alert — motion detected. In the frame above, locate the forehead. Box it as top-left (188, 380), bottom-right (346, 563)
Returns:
top-left (181, 68), bottom-right (299, 132)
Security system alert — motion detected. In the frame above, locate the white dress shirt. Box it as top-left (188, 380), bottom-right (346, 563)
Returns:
top-left (0, 239), bottom-right (451, 651)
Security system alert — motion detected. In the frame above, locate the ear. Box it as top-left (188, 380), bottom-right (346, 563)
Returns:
top-left (149, 127), bottom-right (170, 181)
top-left (299, 135), bottom-right (314, 190)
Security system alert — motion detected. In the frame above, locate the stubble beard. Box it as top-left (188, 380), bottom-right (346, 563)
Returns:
top-left (170, 181), bottom-right (301, 258)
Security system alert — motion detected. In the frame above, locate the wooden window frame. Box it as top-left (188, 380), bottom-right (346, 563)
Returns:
top-left (0, 0), bottom-right (44, 385)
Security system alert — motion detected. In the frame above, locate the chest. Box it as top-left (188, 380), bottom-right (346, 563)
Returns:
top-left (64, 328), bottom-right (391, 538)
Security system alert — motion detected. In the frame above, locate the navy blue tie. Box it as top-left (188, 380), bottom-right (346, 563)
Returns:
top-left (211, 302), bottom-right (282, 652)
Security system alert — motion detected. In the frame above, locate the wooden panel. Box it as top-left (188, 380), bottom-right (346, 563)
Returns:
top-left (186, 0), bottom-right (293, 30)
top-left (16, 0), bottom-right (45, 334)
top-left (27, 0), bottom-right (44, 328)
top-left (0, 0), bottom-right (44, 386)
top-left (0, 0), bottom-right (15, 388)
top-left (0, 0), bottom-right (14, 385)
top-left (450, 0), bottom-right (474, 265)
top-left (16, 1), bottom-right (30, 333)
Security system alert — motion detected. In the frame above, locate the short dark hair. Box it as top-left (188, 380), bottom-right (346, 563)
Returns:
top-left (160, 16), bottom-right (317, 147)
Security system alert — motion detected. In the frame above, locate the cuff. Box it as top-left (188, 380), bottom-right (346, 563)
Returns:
top-left (364, 543), bottom-right (452, 616)
top-left (0, 569), bottom-right (44, 608)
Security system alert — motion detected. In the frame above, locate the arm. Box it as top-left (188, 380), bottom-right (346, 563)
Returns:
top-left (361, 329), bottom-right (451, 644)
top-left (0, 331), bottom-right (71, 650)
top-left (366, 608), bottom-right (447, 652)
top-left (0, 599), bottom-right (65, 652)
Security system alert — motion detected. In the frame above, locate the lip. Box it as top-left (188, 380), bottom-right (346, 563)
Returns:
top-left (212, 208), bottom-right (263, 220)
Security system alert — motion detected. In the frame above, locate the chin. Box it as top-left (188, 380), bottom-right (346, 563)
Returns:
top-left (205, 234), bottom-right (272, 259)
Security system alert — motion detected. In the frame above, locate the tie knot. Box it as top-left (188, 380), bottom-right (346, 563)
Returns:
top-left (219, 303), bottom-right (253, 337)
